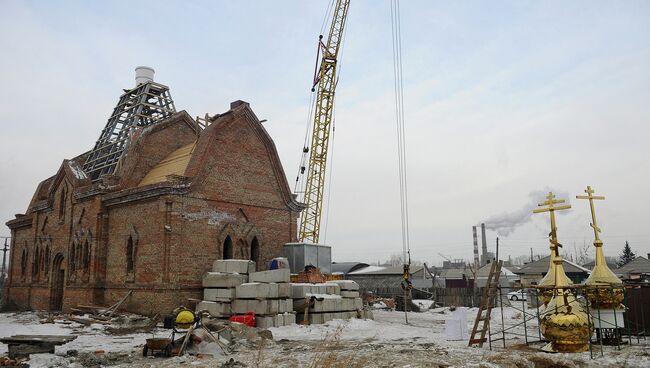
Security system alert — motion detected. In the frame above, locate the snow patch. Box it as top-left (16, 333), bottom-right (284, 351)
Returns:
top-left (67, 161), bottom-right (88, 180)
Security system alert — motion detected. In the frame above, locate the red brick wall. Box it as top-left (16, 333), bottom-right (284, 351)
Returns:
top-left (6, 106), bottom-right (300, 316)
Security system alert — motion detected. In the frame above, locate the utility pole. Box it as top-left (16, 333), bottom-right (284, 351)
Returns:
top-left (496, 237), bottom-right (499, 262)
top-left (1, 238), bottom-right (8, 281)
top-left (530, 248), bottom-right (533, 263)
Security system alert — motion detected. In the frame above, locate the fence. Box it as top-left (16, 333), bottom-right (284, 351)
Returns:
top-left (361, 285), bottom-right (483, 308)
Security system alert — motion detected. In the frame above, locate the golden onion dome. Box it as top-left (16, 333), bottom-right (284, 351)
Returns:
top-left (584, 240), bottom-right (624, 308)
top-left (540, 257), bottom-right (592, 353)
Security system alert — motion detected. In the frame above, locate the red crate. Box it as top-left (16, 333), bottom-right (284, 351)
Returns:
top-left (229, 312), bottom-right (256, 327)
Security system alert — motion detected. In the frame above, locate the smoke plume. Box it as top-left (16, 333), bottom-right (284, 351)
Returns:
top-left (484, 188), bottom-right (571, 236)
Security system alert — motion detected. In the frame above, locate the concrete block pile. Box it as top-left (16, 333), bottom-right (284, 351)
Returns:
top-left (197, 259), bottom-right (254, 317)
top-left (197, 260), bottom-right (296, 328)
top-left (292, 279), bottom-right (364, 324)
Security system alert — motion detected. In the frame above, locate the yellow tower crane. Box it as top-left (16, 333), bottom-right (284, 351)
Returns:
top-left (298, 0), bottom-right (351, 244)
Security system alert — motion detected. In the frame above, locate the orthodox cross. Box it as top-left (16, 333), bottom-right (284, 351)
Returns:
top-left (533, 192), bottom-right (571, 257)
top-left (576, 185), bottom-right (605, 246)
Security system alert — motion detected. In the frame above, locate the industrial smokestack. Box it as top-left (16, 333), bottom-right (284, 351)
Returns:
top-left (135, 66), bottom-right (155, 85)
top-left (472, 226), bottom-right (479, 267)
top-left (481, 223), bottom-right (488, 266)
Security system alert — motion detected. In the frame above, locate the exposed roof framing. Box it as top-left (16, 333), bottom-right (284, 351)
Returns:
top-left (83, 81), bottom-right (176, 179)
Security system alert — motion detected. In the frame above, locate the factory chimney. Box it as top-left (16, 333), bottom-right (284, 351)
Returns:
top-left (481, 223), bottom-right (488, 266)
top-left (472, 226), bottom-right (479, 267)
top-left (135, 66), bottom-right (155, 85)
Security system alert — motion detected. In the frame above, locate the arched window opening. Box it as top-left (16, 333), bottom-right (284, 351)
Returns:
top-left (58, 187), bottom-right (67, 219)
top-left (223, 236), bottom-right (233, 260)
top-left (45, 244), bottom-right (50, 274)
top-left (70, 242), bottom-right (76, 272)
top-left (21, 249), bottom-right (28, 276)
top-left (41, 246), bottom-right (46, 273)
top-left (83, 241), bottom-right (90, 271)
top-left (250, 237), bottom-right (260, 267)
top-left (76, 243), bottom-right (82, 272)
top-left (126, 236), bottom-right (134, 273)
top-left (33, 246), bottom-right (40, 276)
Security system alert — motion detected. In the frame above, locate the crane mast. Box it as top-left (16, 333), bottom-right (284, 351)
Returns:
top-left (298, 0), bottom-right (351, 243)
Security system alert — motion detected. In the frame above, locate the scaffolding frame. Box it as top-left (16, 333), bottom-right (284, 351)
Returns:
top-left (483, 284), bottom-right (648, 359)
top-left (83, 81), bottom-right (176, 179)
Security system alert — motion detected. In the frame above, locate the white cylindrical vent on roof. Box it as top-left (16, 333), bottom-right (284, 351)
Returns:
top-left (135, 66), bottom-right (155, 85)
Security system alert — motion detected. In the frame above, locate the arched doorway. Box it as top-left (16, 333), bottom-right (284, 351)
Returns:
top-left (50, 254), bottom-right (65, 311)
top-left (250, 237), bottom-right (260, 270)
top-left (223, 236), bottom-right (233, 259)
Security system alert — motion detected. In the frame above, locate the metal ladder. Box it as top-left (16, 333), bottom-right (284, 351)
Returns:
top-left (468, 260), bottom-right (503, 347)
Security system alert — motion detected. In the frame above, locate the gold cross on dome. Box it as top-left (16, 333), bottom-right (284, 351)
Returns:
top-left (576, 185), bottom-right (605, 244)
top-left (533, 192), bottom-right (571, 256)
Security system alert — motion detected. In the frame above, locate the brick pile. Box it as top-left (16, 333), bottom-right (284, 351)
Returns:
top-left (292, 280), bottom-right (363, 324)
top-left (197, 260), bottom-right (295, 328)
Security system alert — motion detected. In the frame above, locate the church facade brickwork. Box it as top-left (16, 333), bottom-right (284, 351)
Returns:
top-left (5, 100), bottom-right (302, 315)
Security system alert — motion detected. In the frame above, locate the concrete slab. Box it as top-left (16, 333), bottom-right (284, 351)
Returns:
top-left (324, 283), bottom-right (341, 295)
top-left (290, 284), bottom-right (313, 298)
top-left (272, 314), bottom-right (283, 327)
top-left (278, 299), bottom-right (293, 313)
top-left (277, 283), bottom-right (291, 298)
top-left (354, 298), bottom-right (363, 310)
top-left (283, 313), bottom-right (296, 325)
top-left (196, 301), bottom-right (232, 316)
top-left (232, 299), bottom-right (279, 315)
top-left (249, 268), bottom-right (290, 283)
top-left (202, 272), bottom-right (248, 288)
top-left (204, 288), bottom-right (236, 301)
top-left (212, 259), bottom-right (256, 274)
top-left (235, 283), bottom-right (279, 299)
top-left (340, 290), bottom-right (360, 298)
top-left (256, 316), bottom-right (274, 329)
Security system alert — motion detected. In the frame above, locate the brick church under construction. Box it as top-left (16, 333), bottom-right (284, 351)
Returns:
top-left (4, 67), bottom-right (303, 314)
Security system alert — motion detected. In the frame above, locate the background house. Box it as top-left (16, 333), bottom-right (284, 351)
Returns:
top-left (346, 265), bottom-right (426, 297)
top-left (330, 262), bottom-right (370, 277)
top-left (616, 256), bottom-right (650, 281)
top-left (475, 263), bottom-right (519, 288)
top-left (514, 256), bottom-right (590, 285)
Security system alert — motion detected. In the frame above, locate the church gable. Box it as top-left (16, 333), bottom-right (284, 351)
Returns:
top-left (186, 102), bottom-right (301, 211)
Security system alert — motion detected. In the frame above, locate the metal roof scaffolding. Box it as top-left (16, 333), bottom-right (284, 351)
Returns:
top-left (83, 79), bottom-right (176, 179)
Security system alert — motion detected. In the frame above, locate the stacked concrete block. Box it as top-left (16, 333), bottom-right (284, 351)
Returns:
top-left (212, 259), bottom-right (256, 274)
top-left (292, 280), bottom-right (365, 325)
top-left (231, 268), bottom-right (295, 327)
top-left (198, 260), bottom-right (255, 318)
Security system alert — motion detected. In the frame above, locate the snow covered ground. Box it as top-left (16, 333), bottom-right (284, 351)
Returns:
top-left (1, 308), bottom-right (648, 367)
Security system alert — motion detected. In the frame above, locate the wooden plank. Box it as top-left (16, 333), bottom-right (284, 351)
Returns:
top-left (1, 335), bottom-right (76, 344)
top-left (102, 290), bottom-right (133, 318)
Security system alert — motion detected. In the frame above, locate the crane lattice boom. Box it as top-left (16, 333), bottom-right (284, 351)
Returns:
top-left (299, 0), bottom-right (351, 243)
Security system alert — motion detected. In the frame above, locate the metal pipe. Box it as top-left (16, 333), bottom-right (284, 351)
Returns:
top-left (472, 226), bottom-right (479, 267)
top-left (481, 223), bottom-right (488, 266)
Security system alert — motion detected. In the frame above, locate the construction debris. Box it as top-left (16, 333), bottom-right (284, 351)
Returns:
top-left (0, 335), bottom-right (77, 359)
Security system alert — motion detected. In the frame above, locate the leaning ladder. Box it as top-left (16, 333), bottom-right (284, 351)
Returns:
top-left (468, 260), bottom-right (503, 347)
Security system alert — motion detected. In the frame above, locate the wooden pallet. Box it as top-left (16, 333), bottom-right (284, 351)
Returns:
top-left (468, 260), bottom-right (503, 347)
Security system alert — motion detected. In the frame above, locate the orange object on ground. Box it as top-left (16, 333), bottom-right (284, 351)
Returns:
top-left (229, 312), bottom-right (256, 327)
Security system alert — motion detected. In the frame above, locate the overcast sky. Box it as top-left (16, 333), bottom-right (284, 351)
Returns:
top-left (1, 1), bottom-right (649, 266)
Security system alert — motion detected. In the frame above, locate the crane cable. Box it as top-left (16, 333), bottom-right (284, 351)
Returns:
top-left (391, 0), bottom-right (412, 324)
top-left (294, 0), bottom-right (337, 195)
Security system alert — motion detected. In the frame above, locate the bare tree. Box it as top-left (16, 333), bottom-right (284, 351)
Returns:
top-left (385, 253), bottom-right (423, 267)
